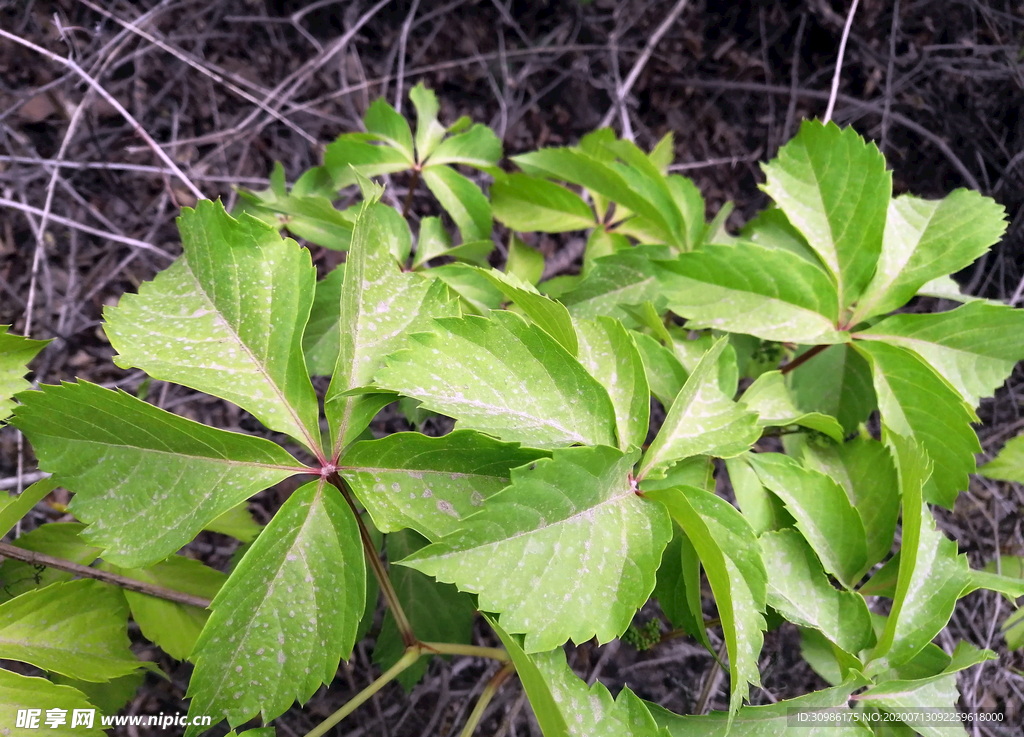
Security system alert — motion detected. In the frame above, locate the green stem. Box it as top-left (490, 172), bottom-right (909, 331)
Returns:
top-left (420, 641), bottom-right (510, 662)
top-left (302, 647), bottom-right (421, 737)
top-left (458, 662), bottom-right (516, 737)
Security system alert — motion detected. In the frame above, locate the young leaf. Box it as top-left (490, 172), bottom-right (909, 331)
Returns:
top-left (724, 455), bottom-right (789, 537)
top-left (649, 131), bottom-right (674, 172)
top-left (104, 199), bottom-right (322, 451)
top-left (740, 206), bottom-right (824, 268)
top-left (853, 341), bottom-right (979, 508)
top-left (761, 120), bottom-right (890, 307)
top-left (412, 216), bottom-right (452, 268)
top-left (187, 481), bottom-right (365, 730)
top-left (12, 381), bottom-right (303, 567)
top-left (422, 164), bottom-right (492, 242)
top-left (375, 312), bottom-right (617, 448)
top-left (0, 476), bottom-right (57, 539)
top-left (666, 175), bottom-right (706, 251)
top-left (427, 262), bottom-right (505, 313)
top-left (852, 189), bottom-right (1007, 322)
top-left (400, 446), bottom-right (672, 652)
top-left (363, 98), bottom-right (415, 163)
top-left (656, 243), bottom-right (847, 344)
top-left (645, 486), bottom-right (767, 716)
top-left (506, 234), bottom-right (545, 285)
top-left (0, 580), bottom-right (142, 682)
top-left (740, 371), bottom-right (844, 442)
top-left (302, 265), bottom-right (345, 375)
top-left (409, 82), bottom-right (446, 162)
top-left (638, 337), bottom-right (760, 479)
top-left (491, 173), bottom-right (597, 232)
top-left (759, 529), bottom-right (874, 655)
top-left (426, 124), bottom-right (502, 172)
top-left (575, 317), bottom-right (650, 449)
top-left (978, 433), bottom-right (1024, 483)
top-left (339, 430), bottom-right (546, 540)
top-left (788, 343), bottom-right (876, 435)
top-left (0, 325), bottom-right (47, 423)
top-left (855, 301), bottom-right (1024, 406)
top-left (372, 530), bottom-right (476, 690)
top-left (561, 247), bottom-right (670, 321)
top-left (747, 453), bottom-right (868, 588)
top-left (0, 670), bottom-right (104, 737)
top-left (323, 136), bottom-right (412, 187)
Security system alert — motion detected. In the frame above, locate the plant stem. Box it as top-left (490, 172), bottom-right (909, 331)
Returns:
top-left (0, 542), bottom-right (211, 608)
top-left (326, 472), bottom-right (416, 647)
top-left (402, 166), bottom-right (421, 219)
top-left (780, 343), bottom-right (831, 375)
top-left (303, 646), bottom-right (421, 737)
top-left (420, 641), bottom-right (511, 663)
top-left (695, 641), bottom-right (729, 715)
top-left (458, 662), bottom-right (517, 737)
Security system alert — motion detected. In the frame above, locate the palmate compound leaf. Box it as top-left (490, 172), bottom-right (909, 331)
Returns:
top-left (375, 311), bottom-right (617, 449)
top-left (104, 199), bottom-right (322, 452)
top-left (186, 480), bottom-right (364, 733)
top-left (655, 242), bottom-right (848, 344)
top-left (0, 579), bottom-right (142, 682)
top-left (761, 120), bottom-right (890, 308)
top-left (338, 430), bottom-right (547, 540)
top-left (400, 445), bottom-right (671, 653)
top-left (11, 381), bottom-right (304, 567)
top-left (644, 486), bottom-right (767, 717)
top-left (325, 199), bottom-right (458, 457)
top-left (853, 341), bottom-right (979, 508)
top-left (638, 337), bottom-right (760, 480)
top-left (855, 301), bottom-right (1024, 407)
top-left (0, 325), bottom-right (47, 423)
top-left (0, 670), bottom-right (104, 737)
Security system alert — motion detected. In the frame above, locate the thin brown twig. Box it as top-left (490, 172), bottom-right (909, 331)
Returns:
top-left (780, 344), bottom-right (831, 375)
top-left (824, 0), bottom-right (861, 123)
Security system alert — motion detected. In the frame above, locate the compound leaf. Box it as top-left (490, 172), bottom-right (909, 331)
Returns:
top-left (375, 311), bottom-right (617, 448)
top-left (491, 173), bottom-right (597, 232)
top-left (187, 481), bottom-right (364, 731)
top-left (104, 200), bottom-right (321, 451)
top-left (0, 670), bottom-right (104, 737)
top-left (400, 446), bottom-right (671, 652)
top-left (0, 326), bottom-right (47, 424)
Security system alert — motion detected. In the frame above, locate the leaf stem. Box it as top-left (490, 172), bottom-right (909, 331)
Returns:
top-left (302, 646), bottom-right (421, 737)
top-left (779, 343), bottom-right (831, 375)
top-left (326, 472), bottom-right (416, 647)
top-left (458, 662), bottom-right (517, 737)
top-left (420, 641), bottom-right (511, 663)
top-left (402, 166), bottom-right (421, 219)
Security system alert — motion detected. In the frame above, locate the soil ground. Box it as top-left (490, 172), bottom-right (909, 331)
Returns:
top-left (1, 1), bottom-right (1023, 735)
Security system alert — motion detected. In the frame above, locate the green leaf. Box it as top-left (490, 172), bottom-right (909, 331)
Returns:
top-left (653, 527), bottom-right (713, 653)
top-left (562, 247), bottom-right (669, 321)
top-left (0, 670), bottom-right (104, 737)
top-left (645, 486), bottom-right (767, 715)
top-left (740, 206), bottom-right (824, 268)
top-left (103, 199), bottom-right (321, 451)
top-left (107, 555), bottom-right (226, 661)
top-left (978, 433), bottom-right (1024, 483)
top-left (50, 671), bottom-right (144, 717)
top-left (1002, 606), bottom-right (1024, 650)
top-left (761, 120), bottom-right (890, 307)
top-left (0, 477), bottom-right (57, 539)
top-left (0, 580), bottom-right (141, 682)
top-left (852, 189), bottom-right (1007, 322)
top-left (339, 430), bottom-right (546, 540)
top-left (409, 82), bottom-right (446, 162)
top-left (323, 136), bottom-right (412, 187)
top-left (372, 201), bottom-right (414, 264)
top-left (853, 341), bottom-right (979, 508)
top-left (788, 343), bottom-right (875, 435)
top-left (639, 337), bottom-right (760, 479)
top-left (205, 503), bottom-right (262, 543)
top-left (325, 201), bottom-right (457, 454)
top-left (302, 265), bottom-right (345, 375)
top-left (631, 331), bottom-right (688, 408)
top-left (740, 371), bottom-right (844, 441)
top-left (657, 243), bottom-right (847, 344)
top-left (426, 124), bottom-right (502, 171)
top-left (649, 131), bottom-right (674, 172)
top-left (401, 446), bottom-right (671, 652)
top-left (666, 175), bottom-right (706, 251)
top-left (724, 455), bottom-right (789, 537)
top-left (506, 234), bottom-right (545, 285)
top-left (915, 275), bottom-right (996, 304)
top-left (759, 529), bottom-right (874, 655)
top-left (375, 311), bottom-right (617, 448)
top-left (412, 216), bottom-right (451, 268)
top-left (855, 302), bottom-right (1024, 406)
top-left (251, 193), bottom-right (355, 251)
top-left (428, 263), bottom-right (504, 313)
top-left (855, 674), bottom-right (961, 737)
top-left (12, 381), bottom-right (301, 567)
top-left (472, 267), bottom-right (578, 354)
top-left (422, 164), bottom-right (492, 242)
top-left (575, 317), bottom-right (650, 449)
top-left (0, 523), bottom-right (101, 602)
top-left (491, 173), bottom-right (597, 232)
top-left (364, 98), bottom-right (415, 162)
top-left (747, 452), bottom-right (867, 588)
top-left (583, 226), bottom-right (629, 274)
top-left (0, 326), bottom-right (47, 423)
top-left (187, 481), bottom-right (364, 729)
top-left (373, 530), bottom-right (476, 690)
top-left (444, 239), bottom-right (494, 266)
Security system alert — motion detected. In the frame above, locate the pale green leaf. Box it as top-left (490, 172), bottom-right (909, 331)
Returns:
top-left (631, 331), bottom-right (688, 408)
top-left (104, 199), bottom-right (321, 450)
top-left (1002, 606), bottom-right (1024, 650)
top-left (650, 132), bottom-right (674, 172)
top-left (472, 267), bottom-right (578, 354)
top-left (601, 139), bottom-right (687, 245)
top-left (506, 234), bottom-right (545, 285)
top-left (740, 206), bottom-right (824, 268)
top-left (412, 216), bottom-right (451, 269)
top-left (372, 201), bottom-right (413, 263)
top-left (409, 82), bottom-right (446, 162)
top-left (0, 326), bottom-right (47, 423)
top-left (302, 265), bottom-right (345, 375)
top-left (759, 529), bottom-right (874, 655)
top-left (852, 189), bottom-right (1007, 322)
top-left (854, 341), bottom-right (979, 508)
top-left (12, 381), bottom-right (301, 567)
top-left (653, 527), bottom-right (713, 653)
top-left (364, 98), bottom-right (414, 162)
top-left (401, 446), bottom-right (671, 652)
top-left (427, 263), bottom-right (504, 313)
top-left (724, 455), bottom-right (788, 537)
top-left (205, 502), bottom-right (262, 543)
top-left (666, 175), bottom-right (706, 251)
top-left (50, 671), bottom-right (144, 717)
top-left (0, 523), bottom-right (101, 602)
top-left (422, 164), bottom-right (491, 242)
top-left (339, 429), bottom-right (545, 540)
top-left (856, 301), bottom-right (1024, 406)
top-left (583, 226), bottom-right (629, 274)
top-left (788, 343), bottom-right (875, 435)
top-left (0, 580), bottom-right (141, 682)
top-left (244, 192), bottom-right (355, 251)
top-left (575, 317), bottom-right (649, 449)
top-left (562, 247), bottom-right (669, 321)
top-left (187, 481), bottom-right (364, 728)
top-left (0, 670), bottom-right (104, 737)
top-left (443, 239), bottom-right (494, 266)
top-left (979, 433), bottom-right (1024, 483)
top-left (375, 311), bottom-right (617, 448)
top-left (915, 275), bottom-right (996, 304)
top-left (656, 243), bottom-right (847, 344)
top-left (761, 120), bottom-right (890, 307)
top-left (639, 337), bottom-right (760, 478)
top-left (747, 452), bottom-right (867, 588)
top-left (491, 173), bottom-right (596, 232)
top-left (856, 674), bottom-right (962, 737)
top-left (740, 371), bottom-right (844, 441)
top-left (426, 124), bottom-right (502, 171)
top-left (323, 136), bottom-right (412, 187)
top-left (0, 477), bottom-right (57, 539)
